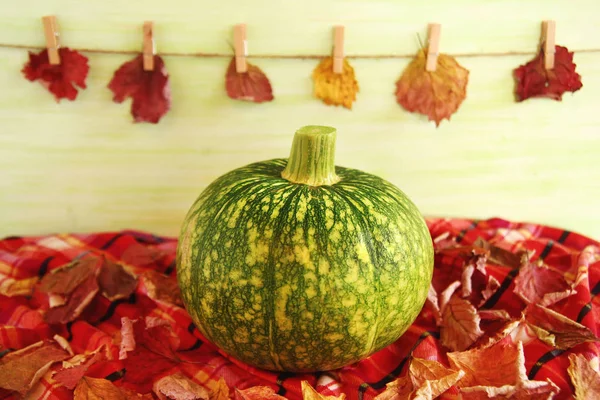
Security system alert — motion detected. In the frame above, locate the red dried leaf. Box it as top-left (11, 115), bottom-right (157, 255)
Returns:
top-left (120, 243), bottom-right (167, 267)
top-left (440, 293), bottom-right (484, 352)
top-left (39, 257), bottom-right (100, 295)
top-left (225, 57), bottom-right (274, 103)
top-left (22, 48), bottom-right (89, 101)
top-left (513, 260), bottom-right (574, 307)
top-left (44, 271), bottom-right (99, 324)
top-left (53, 349), bottom-right (106, 390)
top-left (153, 373), bottom-right (209, 400)
top-left (374, 358), bottom-right (464, 400)
top-left (234, 386), bottom-right (287, 400)
top-left (301, 380), bottom-right (346, 399)
top-left (567, 353), bottom-right (600, 399)
top-left (514, 44), bottom-right (582, 102)
top-left (108, 54), bottom-right (171, 123)
top-left (524, 304), bottom-right (599, 349)
top-left (140, 270), bottom-right (183, 306)
top-left (98, 259), bottom-right (138, 301)
top-left (395, 49), bottom-right (469, 126)
top-left (0, 339), bottom-right (70, 393)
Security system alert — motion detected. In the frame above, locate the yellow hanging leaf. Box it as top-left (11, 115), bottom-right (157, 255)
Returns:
top-left (312, 57), bottom-right (359, 109)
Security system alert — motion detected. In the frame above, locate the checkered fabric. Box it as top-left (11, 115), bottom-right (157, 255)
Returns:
top-left (0, 217), bottom-right (598, 399)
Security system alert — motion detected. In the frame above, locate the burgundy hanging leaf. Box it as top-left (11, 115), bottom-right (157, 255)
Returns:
top-left (108, 54), bottom-right (171, 123)
top-left (22, 47), bottom-right (89, 101)
top-left (225, 57), bottom-right (274, 103)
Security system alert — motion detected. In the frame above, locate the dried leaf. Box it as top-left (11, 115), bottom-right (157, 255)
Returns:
top-left (225, 57), bottom-right (274, 103)
top-left (514, 44), bottom-right (583, 102)
top-left (0, 339), bottom-right (70, 393)
top-left (140, 270), bottom-right (183, 306)
top-left (98, 259), bottom-right (138, 301)
top-left (478, 310), bottom-right (512, 321)
top-left (479, 276), bottom-right (501, 307)
top-left (74, 376), bottom-right (147, 400)
top-left (44, 271), bottom-right (99, 324)
top-left (459, 379), bottom-right (560, 399)
top-left (120, 244), bottom-right (166, 267)
top-left (53, 349), bottom-right (105, 390)
top-left (472, 238), bottom-right (527, 269)
top-left (39, 257), bottom-right (100, 295)
top-left (210, 378), bottom-right (230, 400)
top-left (567, 353), bottom-right (600, 400)
top-left (312, 57), bottom-right (359, 109)
top-left (375, 358), bottom-right (464, 400)
top-left (0, 276), bottom-right (38, 297)
top-left (395, 49), bottom-right (468, 126)
top-left (440, 294), bottom-right (484, 351)
top-left (108, 54), bottom-right (171, 123)
top-left (234, 386), bottom-right (287, 400)
top-left (22, 48), bottom-right (89, 101)
top-left (513, 260), bottom-right (574, 307)
top-left (426, 284), bottom-right (441, 324)
top-left (525, 304), bottom-right (599, 349)
top-left (153, 373), bottom-right (210, 400)
top-left (301, 380), bottom-right (346, 399)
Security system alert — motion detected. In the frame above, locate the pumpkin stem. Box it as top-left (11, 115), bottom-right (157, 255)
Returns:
top-left (281, 125), bottom-right (341, 186)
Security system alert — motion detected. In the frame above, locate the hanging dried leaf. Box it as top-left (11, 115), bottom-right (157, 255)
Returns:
top-left (374, 357), bottom-right (464, 400)
top-left (108, 54), bottom-right (172, 123)
top-left (514, 44), bottom-right (583, 102)
top-left (513, 260), bottom-right (574, 307)
top-left (312, 57), bottom-right (359, 109)
top-left (225, 57), bottom-right (274, 103)
top-left (395, 49), bottom-right (469, 126)
top-left (524, 304), bottom-right (599, 349)
top-left (22, 48), bottom-right (89, 101)
top-left (301, 380), bottom-right (346, 399)
top-left (567, 353), bottom-right (600, 400)
top-left (153, 373), bottom-right (210, 400)
top-left (0, 339), bottom-right (70, 393)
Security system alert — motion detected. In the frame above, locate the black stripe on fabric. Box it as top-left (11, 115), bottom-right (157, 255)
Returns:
top-left (96, 293), bottom-right (136, 323)
top-left (276, 372), bottom-right (296, 396)
top-left (105, 368), bottom-right (126, 381)
top-left (65, 321), bottom-right (74, 341)
top-left (577, 280), bottom-right (600, 322)
top-left (528, 349), bottom-right (565, 380)
top-left (164, 260), bottom-right (176, 275)
top-left (591, 280), bottom-right (600, 297)
top-left (480, 268), bottom-right (519, 309)
top-left (101, 233), bottom-right (123, 250)
top-left (557, 231), bottom-right (570, 244)
top-left (358, 331), bottom-right (439, 397)
top-left (455, 221), bottom-right (479, 244)
top-left (37, 256), bottom-right (54, 277)
top-left (0, 348), bottom-right (13, 359)
top-left (187, 322), bottom-right (196, 333)
top-left (539, 240), bottom-right (554, 260)
top-left (181, 339), bottom-right (203, 351)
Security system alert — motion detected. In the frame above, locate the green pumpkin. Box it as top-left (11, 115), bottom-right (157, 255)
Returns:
top-left (177, 125), bottom-right (434, 372)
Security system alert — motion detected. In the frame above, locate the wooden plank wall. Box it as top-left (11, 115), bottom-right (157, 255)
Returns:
top-left (1, 0), bottom-right (599, 239)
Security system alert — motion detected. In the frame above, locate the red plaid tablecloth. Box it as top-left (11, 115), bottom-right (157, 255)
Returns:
top-left (0, 217), bottom-right (599, 399)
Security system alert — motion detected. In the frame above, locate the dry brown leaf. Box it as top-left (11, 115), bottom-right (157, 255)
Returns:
top-left (0, 339), bottom-right (70, 393)
top-left (153, 373), bottom-right (210, 400)
top-left (224, 57), bottom-right (274, 103)
top-left (472, 238), bottom-right (528, 269)
top-left (525, 304), bottom-right (599, 349)
top-left (98, 258), bottom-right (138, 301)
top-left (301, 380), bottom-right (346, 399)
top-left (140, 270), bottom-right (183, 306)
top-left (440, 294), bottom-right (484, 351)
top-left (375, 357), bottom-right (464, 400)
top-left (44, 271), bottom-right (99, 324)
top-left (459, 378), bottom-right (559, 399)
top-left (53, 348), bottom-right (105, 390)
top-left (74, 376), bottom-right (150, 400)
top-left (514, 260), bottom-right (574, 307)
top-left (567, 353), bottom-right (600, 400)
top-left (312, 57), bottom-right (359, 109)
top-left (210, 378), bottom-right (230, 400)
top-left (234, 386), bottom-right (287, 400)
top-left (0, 276), bottom-right (38, 297)
top-left (39, 257), bottom-right (100, 294)
top-left (395, 49), bottom-right (468, 126)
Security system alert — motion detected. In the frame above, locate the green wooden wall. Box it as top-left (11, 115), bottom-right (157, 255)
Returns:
top-left (1, 0), bottom-right (599, 239)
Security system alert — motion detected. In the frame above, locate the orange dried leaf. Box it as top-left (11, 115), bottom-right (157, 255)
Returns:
top-left (234, 386), bottom-right (287, 400)
top-left (140, 270), bottom-right (183, 306)
top-left (440, 294), bottom-right (484, 351)
top-left (395, 49), bottom-right (468, 126)
top-left (312, 57), bottom-right (359, 109)
top-left (567, 353), bottom-right (600, 400)
top-left (375, 357), bottom-right (464, 400)
top-left (153, 373), bottom-right (210, 400)
top-left (0, 276), bottom-right (38, 297)
top-left (0, 339), bottom-right (70, 393)
top-left (74, 376), bottom-right (148, 400)
top-left (513, 260), bottom-right (574, 307)
top-left (225, 57), bottom-right (274, 103)
top-left (525, 304), bottom-right (599, 349)
top-left (301, 380), bottom-right (346, 399)
top-left (210, 378), bottom-right (230, 400)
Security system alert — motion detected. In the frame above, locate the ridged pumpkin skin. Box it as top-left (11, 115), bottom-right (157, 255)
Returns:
top-left (177, 153), bottom-right (434, 372)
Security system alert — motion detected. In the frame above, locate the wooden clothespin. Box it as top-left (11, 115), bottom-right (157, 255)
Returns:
top-left (234, 24), bottom-right (248, 73)
top-left (542, 20), bottom-right (556, 70)
top-left (143, 21), bottom-right (155, 71)
top-left (42, 15), bottom-right (60, 65)
top-left (333, 25), bottom-right (345, 74)
top-left (426, 23), bottom-right (441, 72)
